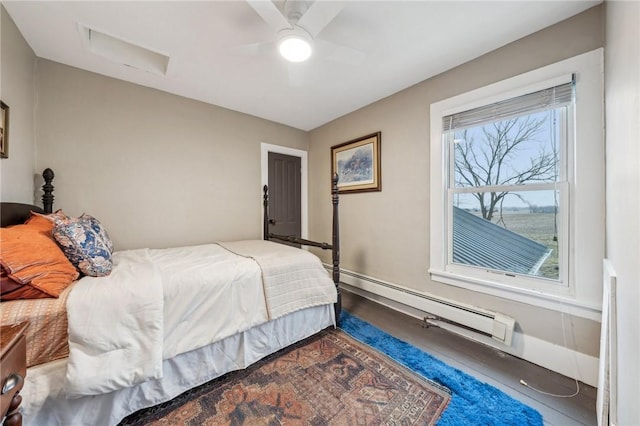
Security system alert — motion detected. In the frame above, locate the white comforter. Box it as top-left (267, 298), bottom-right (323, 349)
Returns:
top-left (63, 241), bottom-right (336, 397)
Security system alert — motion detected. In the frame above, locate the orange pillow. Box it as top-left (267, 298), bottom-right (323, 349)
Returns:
top-left (0, 215), bottom-right (79, 300)
top-left (24, 213), bottom-right (58, 231)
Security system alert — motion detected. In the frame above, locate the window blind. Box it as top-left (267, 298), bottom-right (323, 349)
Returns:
top-left (443, 75), bottom-right (574, 132)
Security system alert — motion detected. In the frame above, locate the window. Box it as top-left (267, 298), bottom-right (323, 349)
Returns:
top-left (430, 49), bottom-right (604, 319)
top-left (446, 81), bottom-right (572, 284)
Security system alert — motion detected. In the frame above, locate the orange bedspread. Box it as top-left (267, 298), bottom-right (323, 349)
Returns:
top-left (0, 282), bottom-right (75, 367)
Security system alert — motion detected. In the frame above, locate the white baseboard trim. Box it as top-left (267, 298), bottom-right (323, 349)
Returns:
top-left (338, 269), bottom-right (599, 387)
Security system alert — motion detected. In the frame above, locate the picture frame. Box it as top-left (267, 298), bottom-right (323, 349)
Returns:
top-left (331, 131), bottom-right (381, 193)
top-left (0, 101), bottom-right (8, 159)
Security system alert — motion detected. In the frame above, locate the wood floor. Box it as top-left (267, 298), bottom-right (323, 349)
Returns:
top-left (341, 289), bottom-right (597, 426)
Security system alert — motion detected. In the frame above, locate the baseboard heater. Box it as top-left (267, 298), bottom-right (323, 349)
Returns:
top-left (336, 268), bottom-right (516, 346)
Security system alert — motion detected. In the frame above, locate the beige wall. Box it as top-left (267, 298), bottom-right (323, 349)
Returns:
top-left (35, 60), bottom-right (308, 250)
top-left (0, 5), bottom-right (37, 203)
top-left (604, 1), bottom-right (640, 424)
top-left (309, 6), bottom-right (604, 358)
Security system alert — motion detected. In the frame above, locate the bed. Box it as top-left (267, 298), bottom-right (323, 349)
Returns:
top-left (0, 168), bottom-right (341, 426)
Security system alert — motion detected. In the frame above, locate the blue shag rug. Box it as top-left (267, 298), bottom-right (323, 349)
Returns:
top-left (340, 311), bottom-right (543, 426)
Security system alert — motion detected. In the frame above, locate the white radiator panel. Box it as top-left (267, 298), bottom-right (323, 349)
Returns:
top-left (597, 259), bottom-right (618, 426)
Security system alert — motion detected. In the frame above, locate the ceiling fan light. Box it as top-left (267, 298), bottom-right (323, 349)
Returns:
top-left (278, 29), bottom-right (313, 62)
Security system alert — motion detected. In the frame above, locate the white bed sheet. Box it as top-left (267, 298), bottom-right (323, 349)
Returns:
top-left (22, 304), bottom-right (335, 426)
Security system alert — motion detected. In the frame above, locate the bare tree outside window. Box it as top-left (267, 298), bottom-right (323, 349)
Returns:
top-left (453, 114), bottom-right (558, 223)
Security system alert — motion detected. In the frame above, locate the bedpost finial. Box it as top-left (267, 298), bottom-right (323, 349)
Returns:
top-left (42, 168), bottom-right (55, 214)
top-left (43, 168), bottom-right (55, 182)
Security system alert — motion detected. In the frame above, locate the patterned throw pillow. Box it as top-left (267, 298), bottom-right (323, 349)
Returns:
top-left (53, 214), bottom-right (114, 277)
top-left (82, 214), bottom-right (114, 254)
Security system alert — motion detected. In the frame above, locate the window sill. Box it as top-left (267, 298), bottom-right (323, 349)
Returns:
top-left (429, 268), bottom-right (602, 321)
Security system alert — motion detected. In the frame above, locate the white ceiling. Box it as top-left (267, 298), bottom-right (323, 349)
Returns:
top-left (3, 1), bottom-right (599, 131)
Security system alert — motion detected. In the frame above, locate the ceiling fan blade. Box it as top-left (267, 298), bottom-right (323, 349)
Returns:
top-left (297, 1), bottom-right (344, 37)
top-left (230, 40), bottom-right (275, 57)
top-left (316, 39), bottom-right (366, 66)
top-left (246, 0), bottom-right (291, 32)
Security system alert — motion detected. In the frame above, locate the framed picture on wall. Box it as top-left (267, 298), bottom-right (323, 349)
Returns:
top-left (331, 132), bottom-right (381, 193)
top-left (0, 101), bottom-right (8, 159)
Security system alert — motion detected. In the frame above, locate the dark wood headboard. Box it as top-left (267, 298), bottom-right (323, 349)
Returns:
top-left (1, 168), bottom-right (55, 227)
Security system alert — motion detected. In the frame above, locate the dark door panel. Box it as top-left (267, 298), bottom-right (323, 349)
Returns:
top-left (268, 152), bottom-right (301, 247)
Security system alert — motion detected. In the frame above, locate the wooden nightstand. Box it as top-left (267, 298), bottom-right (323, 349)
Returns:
top-left (1, 322), bottom-right (29, 426)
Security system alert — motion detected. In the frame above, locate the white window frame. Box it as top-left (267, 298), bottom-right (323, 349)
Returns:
top-left (429, 49), bottom-right (604, 320)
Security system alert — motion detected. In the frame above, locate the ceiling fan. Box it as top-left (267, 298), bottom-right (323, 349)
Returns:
top-left (245, 0), bottom-right (365, 65)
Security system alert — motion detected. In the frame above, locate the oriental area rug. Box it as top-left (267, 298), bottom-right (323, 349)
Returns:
top-left (120, 326), bottom-right (451, 425)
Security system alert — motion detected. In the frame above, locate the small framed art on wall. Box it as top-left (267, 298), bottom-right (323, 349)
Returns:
top-left (331, 132), bottom-right (381, 193)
